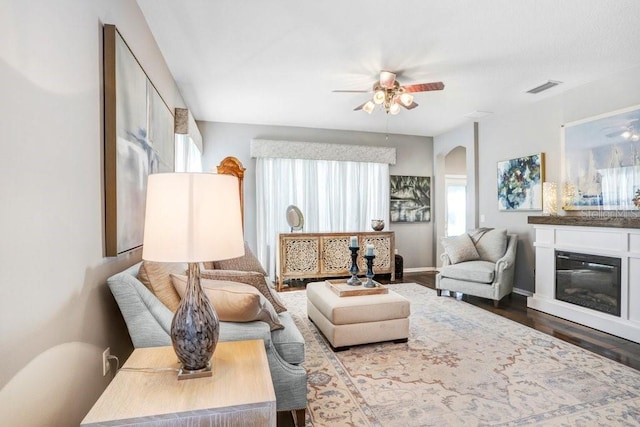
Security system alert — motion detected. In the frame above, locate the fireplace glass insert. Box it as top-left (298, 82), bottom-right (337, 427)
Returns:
top-left (555, 250), bottom-right (621, 317)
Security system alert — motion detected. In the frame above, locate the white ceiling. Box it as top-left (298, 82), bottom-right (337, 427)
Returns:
top-left (137, 0), bottom-right (640, 137)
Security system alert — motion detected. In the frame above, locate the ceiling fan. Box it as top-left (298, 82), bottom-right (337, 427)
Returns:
top-left (333, 71), bottom-right (444, 115)
top-left (605, 119), bottom-right (640, 141)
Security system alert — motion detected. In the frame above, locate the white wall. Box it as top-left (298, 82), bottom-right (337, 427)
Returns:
top-left (199, 121), bottom-right (435, 269)
top-left (0, 1), bottom-right (185, 425)
top-left (474, 65), bottom-right (640, 293)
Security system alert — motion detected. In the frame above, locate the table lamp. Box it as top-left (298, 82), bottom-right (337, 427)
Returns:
top-left (142, 172), bottom-right (244, 379)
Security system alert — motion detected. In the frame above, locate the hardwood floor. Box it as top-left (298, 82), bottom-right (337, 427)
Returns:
top-left (277, 272), bottom-right (640, 426)
top-left (401, 271), bottom-right (640, 371)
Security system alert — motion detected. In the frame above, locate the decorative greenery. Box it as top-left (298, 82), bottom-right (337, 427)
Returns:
top-left (497, 154), bottom-right (542, 210)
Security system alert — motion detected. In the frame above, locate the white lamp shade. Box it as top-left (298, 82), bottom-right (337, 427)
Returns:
top-left (363, 101), bottom-right (375, 114)
top-left (142, 173), bottom-right (245, 263)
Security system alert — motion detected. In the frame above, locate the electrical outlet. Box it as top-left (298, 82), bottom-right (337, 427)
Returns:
top-left (102, 347), bottom-right (111, 376)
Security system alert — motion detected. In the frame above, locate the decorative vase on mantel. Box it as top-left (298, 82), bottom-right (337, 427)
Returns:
top-left (371, 219), bottom-right (385, 231)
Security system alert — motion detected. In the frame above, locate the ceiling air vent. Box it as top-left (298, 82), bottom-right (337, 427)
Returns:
top-left (526, 80), bottom-right (562, 94)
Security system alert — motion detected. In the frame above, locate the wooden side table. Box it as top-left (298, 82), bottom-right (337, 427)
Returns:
top-left (81, 340), bottom-right (276, 426)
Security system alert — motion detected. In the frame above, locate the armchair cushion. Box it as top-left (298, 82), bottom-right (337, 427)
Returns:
top-left (441, 233), bottom-right (480, 264)
top-left (439, 260), bottom-right (496, 283)
top-left (171, 274), bottom-right (283, 331)
top-left (473, 228), bottom-right (508, 262)
top-left (137, 261), bottom-right (186, 312)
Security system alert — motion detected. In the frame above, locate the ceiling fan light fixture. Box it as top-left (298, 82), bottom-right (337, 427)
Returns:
top-left (336, 70), bottom-right (445, 116)
top-left (399, 92), bottom-right (414, 106)
top-left (631, 134), bottom-right (640, 142)
top-left (380, 71), bottom-right (396, 88)
top-left (621, 130), bottom-right (632, 139)
top-left (373, 89), bottom-right (386, 104)
top-left (363, 101), bottom-right (375, 114)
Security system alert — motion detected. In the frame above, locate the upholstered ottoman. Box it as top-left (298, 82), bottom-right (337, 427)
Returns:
top-left (306, 281), bottom-right (411, 350)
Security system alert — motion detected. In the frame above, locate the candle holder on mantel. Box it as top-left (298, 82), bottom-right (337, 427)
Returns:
top-left (364, 254), bottom-right (376, 288)
top-left (346, 246), bottom-right (362, 286)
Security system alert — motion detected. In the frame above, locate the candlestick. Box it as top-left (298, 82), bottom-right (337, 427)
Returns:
top-left (346, 245), bottom-right (362, 286)
top-left (364, 254), bottom-right (376, 288)
top-left (365, 244), bottom-right (375, 256)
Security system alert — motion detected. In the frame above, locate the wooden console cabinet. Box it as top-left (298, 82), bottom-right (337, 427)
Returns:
top-left (277, 231), bottom-right (395, 290)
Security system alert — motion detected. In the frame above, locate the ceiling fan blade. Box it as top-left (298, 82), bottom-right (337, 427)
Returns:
top-left (354, 101), bottom-right (368, 111)
top-left (332, 89), bottom-right (371, 93)
top-left (380, 71), bottom-right (396, 89)
top-left (401, 101), bottom-right (419, 110)
top-left (403, 81), bottom-right (445, 93)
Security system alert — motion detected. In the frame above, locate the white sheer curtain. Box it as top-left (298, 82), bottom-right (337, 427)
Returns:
top-left (175, 134), bottom-right (202, 172)
top-left (256, 157), bottom-right (389, 278)
top-left (599, 165), bottom-right (640, 208)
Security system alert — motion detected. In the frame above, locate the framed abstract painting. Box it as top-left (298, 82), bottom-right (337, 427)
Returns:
top-left (104, 24), bottom-right (175, 256)
top-left (390, 175), bottom-right (431, 222)
top-left (497, 153), bottom-right (544, 211)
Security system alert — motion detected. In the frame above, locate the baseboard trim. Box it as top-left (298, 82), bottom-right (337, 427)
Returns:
top-left (513, 288), bottom-right (533, 297)
top-left (404, 267), bottom-right (438, 273)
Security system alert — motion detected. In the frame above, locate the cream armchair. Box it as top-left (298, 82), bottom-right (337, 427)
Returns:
top-left (436, 229), bottom-right (518, 307)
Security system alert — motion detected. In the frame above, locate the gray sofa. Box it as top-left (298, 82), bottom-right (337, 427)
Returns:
top-left (107, 262), bottom-right (306, 423)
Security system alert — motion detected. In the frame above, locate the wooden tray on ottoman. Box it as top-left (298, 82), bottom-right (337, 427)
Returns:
top-left (325, 279), bottom-right (388, 297)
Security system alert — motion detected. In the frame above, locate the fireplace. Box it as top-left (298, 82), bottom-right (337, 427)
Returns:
top-left (555, 250), bottom-right (621, 317)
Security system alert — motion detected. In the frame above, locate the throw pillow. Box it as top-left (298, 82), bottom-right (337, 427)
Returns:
top-left (138, 261), bottom-right (187, 312)
top-left (212, 241), bottom-right (268, 276)
top-left (170, 274), bottom-right (283, 331)
top-left (474, 228), bottom-right (508, 263)
top-left (441, 233), bottom-right (480, 264)
top-left (200, 269), bottom-right (288, 313)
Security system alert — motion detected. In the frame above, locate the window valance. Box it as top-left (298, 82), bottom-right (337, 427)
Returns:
top-left (250, 139), bottom-right (396, 164)
top-left (175, 108), bottom-right (203, 152)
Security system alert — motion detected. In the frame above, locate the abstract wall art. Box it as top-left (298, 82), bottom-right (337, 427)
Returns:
top-left (497, 153), bottom-right (544, 211)
top-left (104, 24), bottom-right (175, 256)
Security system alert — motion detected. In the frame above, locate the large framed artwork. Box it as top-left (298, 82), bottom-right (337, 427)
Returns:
top-left (104, 24), bottom-right (175, 256)
top-left (390, 175), bottom-right (431, 222)
top-left (562, 105), bottom-right (640, 211)
top-left (497, 153), bottom-right (544, 211)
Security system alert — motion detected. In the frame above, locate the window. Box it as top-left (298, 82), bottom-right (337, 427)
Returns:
top-left (175, 134), bottom-right (202, 172)
top-left (445, 175), bottom-right (466, 236)
top-left (256, 157), bottom-right (389, 277)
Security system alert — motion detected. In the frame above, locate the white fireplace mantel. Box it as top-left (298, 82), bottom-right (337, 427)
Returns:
top-left (528, 217), bottom-right (640, 343)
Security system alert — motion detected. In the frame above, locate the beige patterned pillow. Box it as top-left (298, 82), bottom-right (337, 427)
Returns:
top-left (212, 242), bottom-right (268, 276)
top-left (441, 233), bottom-right (480, 264)
top-left (137, 261), bottom-right (187, 312)
top-left (170, 275), bottom-right (283, 331)
top-left (200, 269), bottom-right (287, 313)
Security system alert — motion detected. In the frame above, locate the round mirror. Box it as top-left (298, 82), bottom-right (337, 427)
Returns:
top-left (286, 205), bottom-right (304, 232)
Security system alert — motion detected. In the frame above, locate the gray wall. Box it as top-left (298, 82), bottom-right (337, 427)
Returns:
top-left (451, 65), bottom-right (640, 294)
top-left (199, 122), bottom-right (435, 269)
top-left (0, 1), bottom-right (186, 424)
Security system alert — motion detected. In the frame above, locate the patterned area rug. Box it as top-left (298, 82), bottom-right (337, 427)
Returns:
top-left (279, 283), bottom-right (640, 426)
